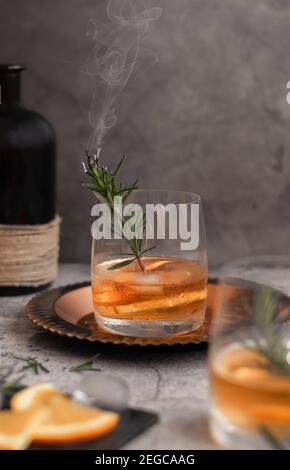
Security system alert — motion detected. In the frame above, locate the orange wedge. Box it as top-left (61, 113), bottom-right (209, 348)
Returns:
top-left (11, 383), bottom-right (119, 444)
top-left (10, 383), bottom-right (57, 411)
top-left (0, 408), bottom-right (48, 450)
top-left (32, 394), bottom-right (119, 444)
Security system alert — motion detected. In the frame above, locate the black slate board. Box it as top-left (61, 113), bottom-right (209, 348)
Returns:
top-left (2, 390), bottom-right (158, 450)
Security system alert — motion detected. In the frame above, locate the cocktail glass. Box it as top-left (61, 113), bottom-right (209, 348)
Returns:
top-left (91, 190), bottom-right (207, 337)
top-left (209, 256), bottom-right (290, 449)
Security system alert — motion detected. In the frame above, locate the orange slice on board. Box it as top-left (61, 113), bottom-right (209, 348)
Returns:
top-left (11, 383), bottom-right (120, 444)
top-left (0, 408), bottom-right (48, 450)
top-left (10, 383), bottom-right (57, 411)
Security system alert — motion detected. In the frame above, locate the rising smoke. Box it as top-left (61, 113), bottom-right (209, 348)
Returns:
top-left (85, 0), bottom-right (162, 153)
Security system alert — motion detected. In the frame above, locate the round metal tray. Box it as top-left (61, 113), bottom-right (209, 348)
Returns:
top-left (26, 280), bottom-right (217, 346)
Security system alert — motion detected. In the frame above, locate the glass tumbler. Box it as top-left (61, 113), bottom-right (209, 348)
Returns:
top-left (209, 256), bottom-right (290, 450)
top-left (91, 190), bottom-right (207, 337)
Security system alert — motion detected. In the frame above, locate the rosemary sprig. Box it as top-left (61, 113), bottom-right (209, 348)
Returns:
top-left (259, 426), bottom-right (290, 450)
top-left (82, 149), bottom-right (155, 271)
top-left (242, 288), bottom-right (290, 376)
top-left (2, 381), bottom-right (23, 397)
top-left (0, 365), bottom-right (24, 406)
top-left (69, 354), bottom-right (101, 372)
top-left (11, 354), bottom-right (49, 375)
top-left (82, 150), bottom-right (139, 204)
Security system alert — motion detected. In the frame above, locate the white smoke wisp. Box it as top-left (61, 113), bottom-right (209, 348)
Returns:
top-left (85, 0), bottom-right (162, 153)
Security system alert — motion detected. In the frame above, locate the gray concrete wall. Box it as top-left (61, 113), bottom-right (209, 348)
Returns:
top-left (1, 0), bottom-right (290, 266)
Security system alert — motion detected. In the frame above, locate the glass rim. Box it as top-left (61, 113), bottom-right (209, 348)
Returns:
top-left (219, 254), bottom-right (290, 274)
top-left (218, 255), bottom-right (290, 290)
top-left (126, 189), bottom-right (201, 204)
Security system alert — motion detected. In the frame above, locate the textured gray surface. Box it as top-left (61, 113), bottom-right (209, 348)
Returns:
top-left (0, 263), bottom-right (213, 450)
top-left (1, 1), bottom-right (290, 266)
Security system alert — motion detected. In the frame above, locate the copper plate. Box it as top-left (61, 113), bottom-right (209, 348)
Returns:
top-left (26, 280), bottom-right (218, 346)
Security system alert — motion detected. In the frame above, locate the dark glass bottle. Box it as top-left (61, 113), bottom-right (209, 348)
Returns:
top-left (0, 64), bottom-right (56, 295)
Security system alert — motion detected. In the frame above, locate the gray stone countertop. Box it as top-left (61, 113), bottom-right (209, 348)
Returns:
top-left (0, 263), bottom-right (213, 450)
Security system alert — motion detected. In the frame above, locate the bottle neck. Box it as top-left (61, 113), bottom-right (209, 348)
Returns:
top-left (0, 65), bottom-right (25, 105)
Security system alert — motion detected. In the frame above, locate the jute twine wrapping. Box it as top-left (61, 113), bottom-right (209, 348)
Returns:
top-left (0, 215), bottom-right (61, 287)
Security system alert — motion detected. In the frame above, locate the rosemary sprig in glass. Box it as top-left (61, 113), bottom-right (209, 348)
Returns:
top-left (228, 288), bottom-right (290, 448)
top-left (242, 287), bottom-right (290, 376)
top-left (259, 425), bottom-right (290, 450)
top-left (82, 149), bottom-right (155, 271)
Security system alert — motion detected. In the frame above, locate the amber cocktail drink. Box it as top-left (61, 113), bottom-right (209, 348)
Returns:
top-left (209, 256), bottom-right (290, 449)
top-left (92, 256), bottom-right (207, 336)
top-left (211, 346), bottom-right (290, 445)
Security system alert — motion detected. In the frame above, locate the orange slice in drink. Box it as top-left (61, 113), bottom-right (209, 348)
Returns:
top-left (0, 408), bottom-right (48, 450)
top-left (251, 404), bottom-right (290, 424)
top-left (129, 284), bottom-right (164, 295)
top-left (11, 383), bottom-right (119, 444)
top-left (144, 259), bottom-right (173, 271)
top-left (114, 287), bottom-right (207, 315)
top-left (92, 277), bottom-right (164, 304)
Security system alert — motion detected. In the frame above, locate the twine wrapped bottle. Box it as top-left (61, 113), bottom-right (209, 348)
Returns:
top-left (0, 64), bottom-right (60, 295)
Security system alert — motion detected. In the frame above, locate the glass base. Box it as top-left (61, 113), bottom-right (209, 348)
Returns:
top-left (210, 407), bottom-right (272, 450)
top-left (94, 312), bottom-right (204, 337)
